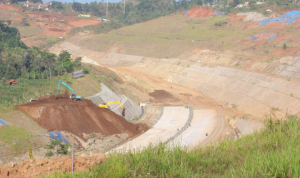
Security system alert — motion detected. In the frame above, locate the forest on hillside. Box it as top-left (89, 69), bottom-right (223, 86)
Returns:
top-left (0, 22), bottom-right (82, 80)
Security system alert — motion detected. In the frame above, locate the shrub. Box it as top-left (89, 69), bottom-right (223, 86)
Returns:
top-left (214, 21), bottom-right (228, 26)
top-left (83, 68), bottom-right (90, 74)
top-left (283, 43), bottom-right (287, 49)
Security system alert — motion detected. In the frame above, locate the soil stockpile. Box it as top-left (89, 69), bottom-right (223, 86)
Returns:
top-left (149, 90), bottom-right (179, 102)
top-left (16, 93), bottom-right (146, 140)
top-left (187, 7), bottom-right (216, 18)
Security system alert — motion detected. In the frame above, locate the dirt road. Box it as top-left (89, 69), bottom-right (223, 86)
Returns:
top-left (111, 107), bottom-right (190, 153)
top-left (189, 96), bottom-right (226, 146)
top-left (112, 67), bottom-right (233, 145)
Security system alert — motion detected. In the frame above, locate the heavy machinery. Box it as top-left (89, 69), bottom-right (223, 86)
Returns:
top-left (78, 14), bottom-right (90, 17)
top-left (99, 101), bottom-right (125, 117)
top-left (57, 79), bottom-right (82, 100)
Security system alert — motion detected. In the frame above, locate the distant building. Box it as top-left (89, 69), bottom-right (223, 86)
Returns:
top-left (21, 1), bottom-right (50, 10)
top-left (235, 2), bottom-right (249, 8)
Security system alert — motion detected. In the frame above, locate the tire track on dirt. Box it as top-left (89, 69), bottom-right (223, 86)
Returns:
top-left (189, 96), bottom-right (226, 146)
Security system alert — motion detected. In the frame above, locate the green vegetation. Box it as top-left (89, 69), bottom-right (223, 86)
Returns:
top-left (0, 22), bottom-right (82, 80)
top-left (214, 21), bottom-right (228, 26)
top-left (0, 22), bottom-right (87, 107)
top-left (0, 21), bottom-right (27, 50)
top-left (69, 0), bottom-right (204, 34)
top-left (46, 117), bottom-right (300, 177)
top-left (38, 36), bottom-right (64, 49)
top-left (79, 15), bottom-right (252, 58)
top-left (0, 126), bottom-right (31, 144)
top-left (45, 139), bottom-right (70, 158)
top-left (283, 43), bottom-right (287, 50)
top-left (0, 78), bottom-right (57, 107)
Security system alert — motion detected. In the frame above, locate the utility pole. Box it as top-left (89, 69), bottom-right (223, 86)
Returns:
top-left (124, 0), bottom-right (125, 14)
top-left (107, 0), bottom-right (108, 18)
top-left (72, 134), bottom-right (74, 176)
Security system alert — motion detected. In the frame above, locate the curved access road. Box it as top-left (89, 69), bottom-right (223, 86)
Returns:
top-left (168, 109), bottom-right (217, 150)
top-left (111, 67), bottom-right (228, 148)
top-left (110, 106), bottom-right (190, 153)
top-left (189, 96), bottom-right (226, 147)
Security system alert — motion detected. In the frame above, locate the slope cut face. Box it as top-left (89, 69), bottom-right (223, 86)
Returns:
top-left (16, 93), bottom-right (146, 140)
top-left (187, 7), bottom-right (216, 18)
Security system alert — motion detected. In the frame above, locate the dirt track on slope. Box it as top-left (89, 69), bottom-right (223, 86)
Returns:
top-left (16, 92), bottom-right (148, 140)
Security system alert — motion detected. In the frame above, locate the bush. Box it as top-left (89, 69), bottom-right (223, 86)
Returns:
top-left (283, 43), bottom-right (287, 49)
top-left (214, 21), bottom-right (228, 27)
top-left (83, 68), bottom-right (90, 74)
top-left (44, 139), bottom-right (70, 158)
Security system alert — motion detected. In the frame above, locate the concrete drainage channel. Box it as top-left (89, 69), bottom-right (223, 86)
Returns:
top-left (162, 107), bottom-right (193, 146)
top-left (108, 106), bottom-right (193, 153)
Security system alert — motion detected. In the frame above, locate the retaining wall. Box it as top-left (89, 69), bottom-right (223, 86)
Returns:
top-left (86, 83), bottom-right (142, 122)
top-left (99, 53), bottom-right (144, 66)
top-left (277, 57), bottom-right (300, 79)
top-left (171, 65), bottom-right (300, 118)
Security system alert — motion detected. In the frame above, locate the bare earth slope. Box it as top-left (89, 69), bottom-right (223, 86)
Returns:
top-left (16, 93), bottom-right (146, 140)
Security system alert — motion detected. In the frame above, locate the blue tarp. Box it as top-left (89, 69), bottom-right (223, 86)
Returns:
top-left (251, 33), bottom-right (278, 41)
top-left (43, 131), bottom-right (69, 144)
top-left (215, 11), bottom-right (225, 16)
top-left (0, 118), bottom-right (7, 127)
top-left (182, 11), bottom-right (189, 15)
top-left (259, 10), bottom-right (300, 26)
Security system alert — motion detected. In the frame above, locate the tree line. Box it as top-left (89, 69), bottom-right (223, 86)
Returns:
top-left (71, 0), bottom-right (212, 25)
top-left (0, 22), bottom-right (82, 80)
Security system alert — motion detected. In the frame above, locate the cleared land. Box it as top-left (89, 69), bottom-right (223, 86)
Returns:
top-left (76, 12), bottom-right (300, 61)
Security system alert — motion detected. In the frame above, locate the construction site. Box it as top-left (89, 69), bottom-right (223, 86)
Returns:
top-left (1, 1), bottom-right (300, 177)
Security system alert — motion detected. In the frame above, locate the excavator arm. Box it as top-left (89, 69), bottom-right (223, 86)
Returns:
top-left (99, 101), bottom-right (125, 117)
top-left (57, 79), bottom-right (82, 100)
top-left (99, 101), bottom-right (124, 109)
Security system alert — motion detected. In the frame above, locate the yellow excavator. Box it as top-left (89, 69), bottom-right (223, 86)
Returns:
top-left (99, 101), bottom-right (125, 117)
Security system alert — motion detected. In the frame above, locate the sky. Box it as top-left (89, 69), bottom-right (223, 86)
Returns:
top-left (43, 0), bottom-right (123, 3)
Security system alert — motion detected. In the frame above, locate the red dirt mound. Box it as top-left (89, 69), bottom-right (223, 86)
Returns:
top-left (149, 90), bottom-right (179, 102)
top-left (187, 7), bottom-right (216, 18)
top-left (16, 92), bottom-right (146, 140)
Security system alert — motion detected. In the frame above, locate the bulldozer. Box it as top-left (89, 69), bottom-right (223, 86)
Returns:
top-left (99, 101), bottom-right (125, 117)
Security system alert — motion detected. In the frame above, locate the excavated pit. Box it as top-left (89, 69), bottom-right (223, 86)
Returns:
top-left (16, 92), bottom-right (148, 141)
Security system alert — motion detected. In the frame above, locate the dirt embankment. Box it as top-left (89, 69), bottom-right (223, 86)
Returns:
top-left (0, 153), bottom-right (105, 178)
top-left (187, 7), bottom-right (216, 18)
top-left (16, 92), bottom-right (148, 140)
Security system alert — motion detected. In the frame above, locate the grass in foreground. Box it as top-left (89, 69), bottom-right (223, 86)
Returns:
top-left (45, 117), bottom-right (300, 177)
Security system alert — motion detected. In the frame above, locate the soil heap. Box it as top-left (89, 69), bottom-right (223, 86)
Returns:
top-left (187, 7), bottom-right (216, 18)
top-left (149, 90), bottom-right (179, 103)
top-left (16, 92), bottom-right (146, 140)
